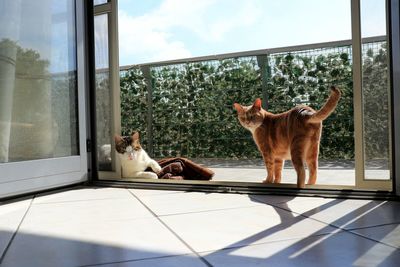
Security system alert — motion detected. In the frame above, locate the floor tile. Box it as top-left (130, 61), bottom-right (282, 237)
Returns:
top-left (4, 187), bottom-right (400, 267)
top-left (268, 198), bottom-right (400, 230)
top-left (34, 187), bottom-right (132, 204)
top-left (138, 192), bottom-right (264, 216)
top-left (0, 198), bottom-right (32, 257)
top-left (161, 205), bottom-right (337, 252)
top-left (351, 224), bottom-right (400, 248)
top-left (250, 194), bottom-right (327, 205)
top-left (201, 231), bottom-right (400, 267)
top-left (27, 198), bottom-right (154, 224)
top-left (90, 254), bottom-right (208, 267)
top-left (128, 189), bottom-right (185, 197)
top-left (1, 217), bottom-right (191, 267)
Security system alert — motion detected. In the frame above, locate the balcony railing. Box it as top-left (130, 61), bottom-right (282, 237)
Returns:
top-left (96, 36), bottom-right (389, 169)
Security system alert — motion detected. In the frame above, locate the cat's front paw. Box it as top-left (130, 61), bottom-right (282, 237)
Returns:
top-left (147, 172), bottom-right (158, 179)
top-left (152, 163), bottom-right (162, 173)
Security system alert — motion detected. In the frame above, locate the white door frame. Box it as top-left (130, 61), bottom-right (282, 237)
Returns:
top-left (0, 0), bottom-right (88, 198)
top-left (352, 0), bottom-right (392, 191)
top-left (94, 0), bottom-right (395, 192)
top-left (94, 0), bottom-right (122, 179)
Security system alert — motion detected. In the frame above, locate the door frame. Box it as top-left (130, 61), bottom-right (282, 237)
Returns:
top-left (352, 0), bottom-right (392, 190)
top-left (92, 0), bottom-right (400, 197)
top-left (389, 0), bottom-right (400, 195)
top-left (0, 0), bottom-right (89, 199)
top-left (93, 0), bottom-right (122, 179)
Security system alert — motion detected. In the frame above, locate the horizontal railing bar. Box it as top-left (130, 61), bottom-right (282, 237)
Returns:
top-left (120, 35), bottom-right (386, 71)
top-left (94, 2), bottom-right (112, 15)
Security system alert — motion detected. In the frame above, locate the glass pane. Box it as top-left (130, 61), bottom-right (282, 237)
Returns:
top-left (361, 0), bottom-right (391, 180)
top-left (0, 0), bottom-right (78, 163)
top-left (118, 1), bottom-right (355, 186)
top-left (94, 0), bottom-right (108, 6)
top-left (94, 14), bottom-right (112, 171)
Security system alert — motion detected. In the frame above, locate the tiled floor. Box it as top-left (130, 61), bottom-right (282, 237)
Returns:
top-left (1, 186), bottom-right (400, 267)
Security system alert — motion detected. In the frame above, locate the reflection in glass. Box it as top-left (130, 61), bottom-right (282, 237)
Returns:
top-left (361, 0), bottom-right (391, 180)
top-left (94, 0), bottom-right (108, 6)
top-left (94, 14), bottom-right (113, 171)
top-left (0, 0), bottom-right (78, 163)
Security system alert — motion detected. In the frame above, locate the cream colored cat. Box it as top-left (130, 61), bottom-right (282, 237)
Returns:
top-left (114, 132), bottom-right (161, 179)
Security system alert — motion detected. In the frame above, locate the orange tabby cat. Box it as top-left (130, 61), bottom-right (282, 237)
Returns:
top-left (234, 86), bottom-right (341, 188)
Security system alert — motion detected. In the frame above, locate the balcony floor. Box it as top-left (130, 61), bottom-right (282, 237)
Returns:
top-left (1, 186), bottom-right (400, 267)
top-left (199, 159), bottom-right (390, 186)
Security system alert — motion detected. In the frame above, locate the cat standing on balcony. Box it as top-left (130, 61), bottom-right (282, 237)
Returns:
top-left (114, 132), bottom-right (161, 178)
top-left (233, 86), bottom-right (341, 188)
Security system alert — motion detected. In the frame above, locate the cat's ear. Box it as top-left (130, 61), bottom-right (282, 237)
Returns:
top-left (253, 98), bottom-right (262, 111)
top-left (114, 134), bottom-right (123, 143)
top-left (233, 103), bottom-right (243, 113)
top-left (131, 131), bottom-right (140, 140)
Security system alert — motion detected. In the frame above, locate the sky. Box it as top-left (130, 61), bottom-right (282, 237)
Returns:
top-left (117, 0), bottom-right (387, 67)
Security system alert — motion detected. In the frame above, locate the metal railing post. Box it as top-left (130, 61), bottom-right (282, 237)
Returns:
top-left (141, 66), bottom-right (154, 157)
top-left (257, 55), bottom-right (270, 109)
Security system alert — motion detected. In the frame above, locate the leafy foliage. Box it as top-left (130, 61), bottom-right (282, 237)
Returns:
top-left (362, 43), bottom-right (390, 161)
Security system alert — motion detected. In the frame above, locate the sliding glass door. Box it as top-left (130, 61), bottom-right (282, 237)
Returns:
top-left (0, 0), bottom-right (88, 198)
top-left (353, 0), bottom-right (392, 190)
top-left (96, 0), bottom-right (395, 193)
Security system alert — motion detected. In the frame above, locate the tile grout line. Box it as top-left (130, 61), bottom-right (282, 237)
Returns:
top-left (346, 221), bottom-right (400, 231)
top-left (127, 189), bottom-right (214, 267)
top-left (343, 228), bottom-right (400, 250)
top-left (196, 231), bottom-right (337, 255)
top-left (156, 204), bottom-right (264, 218)
top-left (33, 197), bottom-right (131, 205)
top-left (252, 196), bottom-right (400, 250)
top-left (251, 195), bottom-right (367, 231)
top-left (344, 222), bottom-right (400, 250)
top-left (0, 196), bottom-right (35, 264)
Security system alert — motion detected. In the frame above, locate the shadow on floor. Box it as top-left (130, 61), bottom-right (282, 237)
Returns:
top-left (200, 196), bottom-right (400, 267)
top-left (1, 191), bottom-right (399, 267)
top-left (0, 230), bottom-right (206, 267)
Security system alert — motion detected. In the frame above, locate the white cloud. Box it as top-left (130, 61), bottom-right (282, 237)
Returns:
top-left (118, 0), bottom-right (368, 65)
top-left (118, 0), bottom-right (264, 65)
top-left (118, 10), bottom-right (191, 65)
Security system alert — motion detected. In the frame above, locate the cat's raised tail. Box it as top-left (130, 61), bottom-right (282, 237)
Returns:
top-left (308, 86), bottom-right (341, 123)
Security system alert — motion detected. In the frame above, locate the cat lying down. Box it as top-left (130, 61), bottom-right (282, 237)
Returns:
top-left (115, 132), bottom-right (214, 180)
top-left (115, 132), bottom-right (161, 179)
top-left (234, 86), bottom-right (341, 188)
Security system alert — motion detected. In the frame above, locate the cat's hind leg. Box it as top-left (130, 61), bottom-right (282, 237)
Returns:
top-left (273, 159), bottom-right (284, 183)
top-left (291, 141), bottom-right (306, 188)
top-left (306, 159), bottom-right (318, 185)
top-left (306, 142), bottom-right (319, 185)
top-left (262, 155), bottom-right (275, 183)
